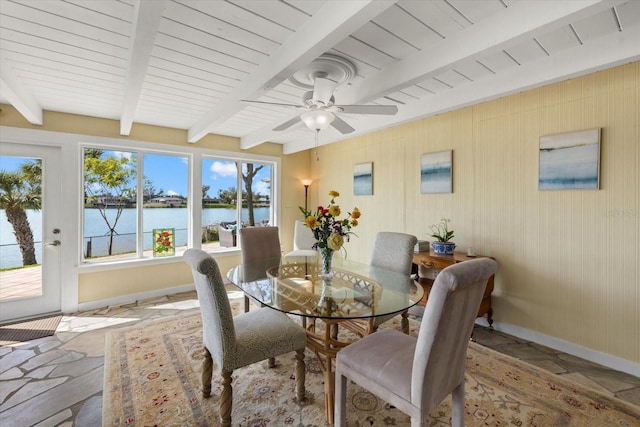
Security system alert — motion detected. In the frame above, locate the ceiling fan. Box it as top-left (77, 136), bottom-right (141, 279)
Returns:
top-left (243, 54), bottom-right (398, 134)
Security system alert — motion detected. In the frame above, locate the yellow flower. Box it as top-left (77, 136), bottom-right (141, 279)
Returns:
top-left (351, 207), bottom-right (361, 219)
top-left (329, 190), bottom-right (340, 198)
top-left (328, 205), bottom-right (341, 217)
top-left (305, 216), bottom-right (319, 229)
top-left (351, 219), bottom-right (358, 227)
top-left (327, 232), bottom-right (344, 251)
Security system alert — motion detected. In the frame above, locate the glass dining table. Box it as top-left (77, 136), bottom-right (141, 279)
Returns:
top-left (226, 255), bottom-right (424, 424)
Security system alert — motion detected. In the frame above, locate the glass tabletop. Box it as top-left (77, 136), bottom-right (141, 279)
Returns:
top-left (226, 255), bottom-right (424, 320)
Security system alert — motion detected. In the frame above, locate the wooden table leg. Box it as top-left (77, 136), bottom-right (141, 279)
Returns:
top-left (304, 318), bottom-right (349, 425)
top-left (324, 356), bottom-right (335, 424)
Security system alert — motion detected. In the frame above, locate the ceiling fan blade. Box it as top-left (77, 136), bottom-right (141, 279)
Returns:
top-left (330, 115), bottom-right (355, 134)
top-left (312, 76), bottom-right (338, 105)
top-left (335, 104), bottom-right (398, 115)
top-left (273, 116), bottom-right (302, 131)
top-left (242, 99), bottom-right (300, 108)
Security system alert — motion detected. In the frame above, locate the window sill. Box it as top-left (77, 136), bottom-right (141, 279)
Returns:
top-left (77, 247), bottom-right (241, 273)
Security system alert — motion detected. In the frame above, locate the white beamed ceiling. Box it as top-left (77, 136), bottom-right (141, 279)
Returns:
top-left (1, 0), bottom-right (639, 154)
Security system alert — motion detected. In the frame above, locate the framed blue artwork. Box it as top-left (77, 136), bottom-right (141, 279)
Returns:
top-left (421, 150), bottom-right (452, 194)
top-left (539, 128), bottom-right (601, 190)
top-left (354, 162), bottom-right (373, 196)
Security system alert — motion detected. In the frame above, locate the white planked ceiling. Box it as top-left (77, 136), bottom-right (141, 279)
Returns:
top-left (1, 0), bottom-right (639, 154)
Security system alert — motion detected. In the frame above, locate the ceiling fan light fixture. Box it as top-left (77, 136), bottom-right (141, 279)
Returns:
top-left (301, 110), bottom-right (335, 131)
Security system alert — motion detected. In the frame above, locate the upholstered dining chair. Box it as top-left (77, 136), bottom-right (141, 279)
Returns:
top-left (334, 258), bottom-right (498, 427)
top-left (340, 231), bottom-right (418, 336)
top-left (183, 249), bottom-right (307, 427)
top-left (284, 219), bottom-right (317, 258)
top-left (239, 226), bottom-right (281, 312)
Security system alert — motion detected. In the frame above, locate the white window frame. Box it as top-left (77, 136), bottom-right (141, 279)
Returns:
top-left (76, 139), bottom-right (280, 272)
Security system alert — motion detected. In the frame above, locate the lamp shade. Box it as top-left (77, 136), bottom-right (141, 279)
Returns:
top-left (301, 110), bottom-right (335, 131)
top-left (300, 178), bottom-right (313, 186)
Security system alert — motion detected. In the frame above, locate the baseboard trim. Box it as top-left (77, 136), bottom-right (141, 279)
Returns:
top-left (76, 283), bottom-right (196, 312)
top-left (475, 318), bottom-right (640, 377)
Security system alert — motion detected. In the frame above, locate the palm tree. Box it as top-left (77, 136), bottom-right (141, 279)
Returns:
top-left (0, 160), bottom-right (42, 266)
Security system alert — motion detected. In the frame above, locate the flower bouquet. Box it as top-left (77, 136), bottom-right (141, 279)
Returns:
top-left (300, 190), bottom-right (361, 278)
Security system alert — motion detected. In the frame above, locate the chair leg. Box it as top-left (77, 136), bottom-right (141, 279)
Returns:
top-left (451, 380), bottom-right (465, 427)
top-left (244, 294), bottom-right (250, 312)
top-left (401, 309), bottom-right (409, 334)
top-left (220, 370), bottom-right (233, 427)
top-left (294, 348), bottom-right (306, 403)
top-left (201, 347), bottom-right (213, 397)
top-left (334, 366), bottom-right (347, 426)
top-left (268, 357), bottom-right (276, 368)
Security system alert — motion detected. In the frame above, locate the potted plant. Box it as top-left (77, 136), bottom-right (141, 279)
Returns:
top-left (429, 218), bottom-right (456, 255)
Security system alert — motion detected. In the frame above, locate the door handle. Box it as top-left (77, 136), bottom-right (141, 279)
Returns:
top-left (46, 240), bottom-right (61, 246)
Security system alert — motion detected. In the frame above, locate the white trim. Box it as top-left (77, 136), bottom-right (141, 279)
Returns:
top-left (475, 318), bottom-right (640, 377)
top-left (76, 283), bottom-right (196, 313)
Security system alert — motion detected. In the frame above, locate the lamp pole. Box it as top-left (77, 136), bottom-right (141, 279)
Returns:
top-left (304, 184), bottom-right (309, 212)
top-left (300, 179), bottom-right (313, 213)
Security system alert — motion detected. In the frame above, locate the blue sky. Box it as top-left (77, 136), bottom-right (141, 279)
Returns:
top-left (0, 153), bottom-right (272, 198)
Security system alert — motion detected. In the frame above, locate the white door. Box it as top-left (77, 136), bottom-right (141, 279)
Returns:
top-left (0, 142), bottom-right (62, 322)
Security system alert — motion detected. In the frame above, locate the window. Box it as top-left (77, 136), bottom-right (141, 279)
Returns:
top-left (83, 148), bottom-right (138, 261)
top-left (82, 145), bottom-right (278, 264)
top-left (83, 149), bottom-right (188, 262)
top-left (201, 158), bottom-right (273, 251)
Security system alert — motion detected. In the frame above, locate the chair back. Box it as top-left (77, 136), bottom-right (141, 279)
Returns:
top-left (239, 226), bottom-right (281, 263)
top-left (370, 232), bottom-right (418, 275)
top-left (411, 257), bottom-right (497, 410)
top-left (293, 219), bottom-right (316, 251)
top-left (183, 249), bottom-right (236, 371)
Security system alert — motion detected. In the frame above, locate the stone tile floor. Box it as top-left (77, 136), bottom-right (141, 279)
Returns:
top-left (1, 290), bottom-right (639, 426)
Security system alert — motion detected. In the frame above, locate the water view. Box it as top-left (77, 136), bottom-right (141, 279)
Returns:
top-left (0, 208), bottom-right (270, 269)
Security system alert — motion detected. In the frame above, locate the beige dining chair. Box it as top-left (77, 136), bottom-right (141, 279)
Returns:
top-left (284, 219), bottom-right (317, 258)
top-left (340, 231), bottom-right (417, 336)
top-left (238, 226), bottom-right (281, 312)
top-left (334, 257), bottom-right (498, 426)
top-left (183, 249), bottom-right (306, 427)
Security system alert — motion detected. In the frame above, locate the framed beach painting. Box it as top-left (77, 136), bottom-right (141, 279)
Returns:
top-left (421, 150), bottom-right (452, 194)
top-left (539, 128), bottom-right (601, 190)
top-left (354, 162), bottom-right (373, 195)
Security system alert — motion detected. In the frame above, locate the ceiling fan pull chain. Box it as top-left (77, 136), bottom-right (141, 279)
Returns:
top-left (315, 130), bottom-right (320, 161)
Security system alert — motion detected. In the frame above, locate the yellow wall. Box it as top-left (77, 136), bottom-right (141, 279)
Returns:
top-left (310, 62), bottom-right (639, 364)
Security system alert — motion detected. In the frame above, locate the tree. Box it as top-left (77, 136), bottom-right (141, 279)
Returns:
top-left (241, 163), bottom-right (263, 226)
top-left (0, 160), bottom-right (42, 266)
top-left (143, 177), bottom-right (161, 202)
top-left (84, 149), bottom-right (136, 255)
top-left (202, 185), bottom-right (210, 199)
top-left (217, 187), bottom-right (237, 205)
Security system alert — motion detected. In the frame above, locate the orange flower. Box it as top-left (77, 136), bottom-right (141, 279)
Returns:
top-left (351, 208), bottom-right (361, 219)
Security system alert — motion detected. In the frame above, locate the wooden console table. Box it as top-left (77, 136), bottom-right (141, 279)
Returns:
top-left (412, 249), bottom-right (495, 329)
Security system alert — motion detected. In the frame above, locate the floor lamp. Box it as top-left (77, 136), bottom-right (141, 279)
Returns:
top-left (300, 179), bottom-right (313, 212)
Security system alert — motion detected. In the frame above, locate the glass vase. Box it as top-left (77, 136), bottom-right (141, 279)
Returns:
top-left (319, 247), bottom-right (335, 280)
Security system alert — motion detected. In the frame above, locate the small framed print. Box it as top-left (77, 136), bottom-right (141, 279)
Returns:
top-left (354, 162), bottom-right (373, 196)
top-left (153, 228), bottom-right (175, 257)
top-left (421, 150), bottom-right (452, 194)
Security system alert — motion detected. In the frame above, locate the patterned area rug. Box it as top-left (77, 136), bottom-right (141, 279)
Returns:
top-left (0, 314), bottom-right (62, 346)
top-left (103, 303), bottom-right (640, 426)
